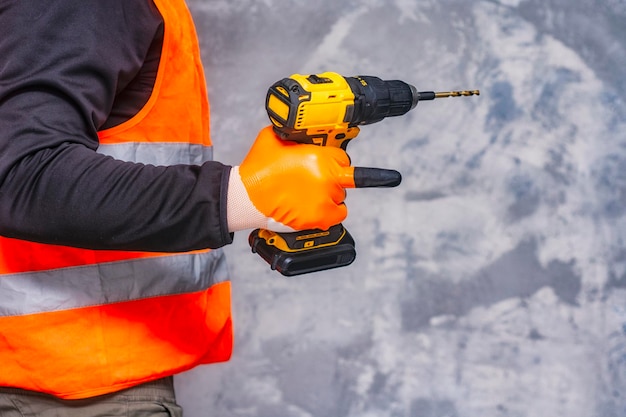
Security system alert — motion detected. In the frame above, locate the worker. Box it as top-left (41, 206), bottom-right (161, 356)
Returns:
top-left (0, 0), bottom-right (359, 415)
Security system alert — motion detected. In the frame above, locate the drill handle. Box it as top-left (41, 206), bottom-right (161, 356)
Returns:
top-left (272, 125), bottom-right (360, 150)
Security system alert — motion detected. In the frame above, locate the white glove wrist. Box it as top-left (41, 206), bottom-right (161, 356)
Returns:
top-left (226, 166), bottom-right (295, 233)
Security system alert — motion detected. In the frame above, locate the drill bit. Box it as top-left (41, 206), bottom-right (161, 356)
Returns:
top-left (435, 90), bottom-right (480, 98)
top-left (416, 90), bottom-right (480, 101)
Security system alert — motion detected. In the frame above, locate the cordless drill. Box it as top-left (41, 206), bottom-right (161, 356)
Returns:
top-left (248, 72), bottom-right (479, 276)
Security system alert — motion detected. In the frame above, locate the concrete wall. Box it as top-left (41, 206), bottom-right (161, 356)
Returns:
top-left (175, 1), bottom-right (626, 416)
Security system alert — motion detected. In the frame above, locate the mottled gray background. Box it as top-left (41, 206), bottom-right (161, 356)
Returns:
top-left (174, 0), bottom-right (626, 416)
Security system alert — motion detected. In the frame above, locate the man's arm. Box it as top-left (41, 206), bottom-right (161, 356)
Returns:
top-left (0, 0), bottom-right (232, 251)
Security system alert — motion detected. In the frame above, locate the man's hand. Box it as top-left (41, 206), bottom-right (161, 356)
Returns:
top-left (227, 126), bottom-right (355, 232)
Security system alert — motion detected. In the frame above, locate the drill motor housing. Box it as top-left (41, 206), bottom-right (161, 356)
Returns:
top-left (265, 72), bottom-right (418, 149)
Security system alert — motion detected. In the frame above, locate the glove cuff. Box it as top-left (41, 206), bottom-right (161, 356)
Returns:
top-left (227, 166), bottom-right (267, 232)
top-left (227, 166), bottom-right (295, 233)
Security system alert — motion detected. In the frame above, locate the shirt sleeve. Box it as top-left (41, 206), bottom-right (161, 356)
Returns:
top-left (0, 0), bottom-right (233, 251)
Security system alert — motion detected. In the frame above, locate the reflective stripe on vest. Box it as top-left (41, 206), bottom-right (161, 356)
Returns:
top-left (0, 250), bottom-right (227, 317)
top-left (0, 0), bottom-right (232, 399)
top-left (97, 142), bottom-right (213, 166)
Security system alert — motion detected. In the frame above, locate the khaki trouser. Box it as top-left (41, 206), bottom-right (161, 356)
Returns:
top-left (0, 377), bottom-right (182, 417)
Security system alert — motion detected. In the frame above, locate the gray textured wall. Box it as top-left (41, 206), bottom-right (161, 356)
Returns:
top-left (175, 1), bottom-right (626, 416)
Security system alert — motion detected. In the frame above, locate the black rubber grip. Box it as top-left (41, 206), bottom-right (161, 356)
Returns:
top-left (353, 167), bottom-right (402, 188)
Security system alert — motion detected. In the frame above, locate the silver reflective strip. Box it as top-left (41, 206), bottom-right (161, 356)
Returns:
top-left (0, 249), bottom-right (228, 317)
top-left (97, 142), bottom-right (214, 165)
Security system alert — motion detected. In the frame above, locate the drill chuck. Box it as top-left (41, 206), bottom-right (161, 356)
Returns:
top-left (344, 76), bottom-right (418, 125)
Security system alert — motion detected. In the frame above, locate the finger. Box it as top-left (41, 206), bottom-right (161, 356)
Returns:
top-left (353, 167), bottom-right (402, 188)
top-left (326, 202), bottom-right (348, 229)
top-left (331, 186), bottom-right (348, 205)
top-left (325, 147), bottom-right (351, 167)
top-left (337, 166), bottom-right (356, 188)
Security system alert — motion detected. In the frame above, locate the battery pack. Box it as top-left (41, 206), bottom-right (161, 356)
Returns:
top-left (248, 228), bottom-right (356, 276)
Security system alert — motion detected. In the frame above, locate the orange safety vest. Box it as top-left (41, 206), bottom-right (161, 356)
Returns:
top-left (0, 0), bottom-right (232, 400)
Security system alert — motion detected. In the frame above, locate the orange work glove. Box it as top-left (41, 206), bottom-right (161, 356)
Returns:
top-left (227, 126), bottom-right (356, 232)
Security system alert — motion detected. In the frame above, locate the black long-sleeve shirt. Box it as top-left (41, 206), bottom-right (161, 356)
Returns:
top-left (0, 0), bottom-right (233, 252)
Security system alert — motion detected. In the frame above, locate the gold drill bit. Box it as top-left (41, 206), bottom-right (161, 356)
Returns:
top-left (434, 90), bottom-right (480, 98)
